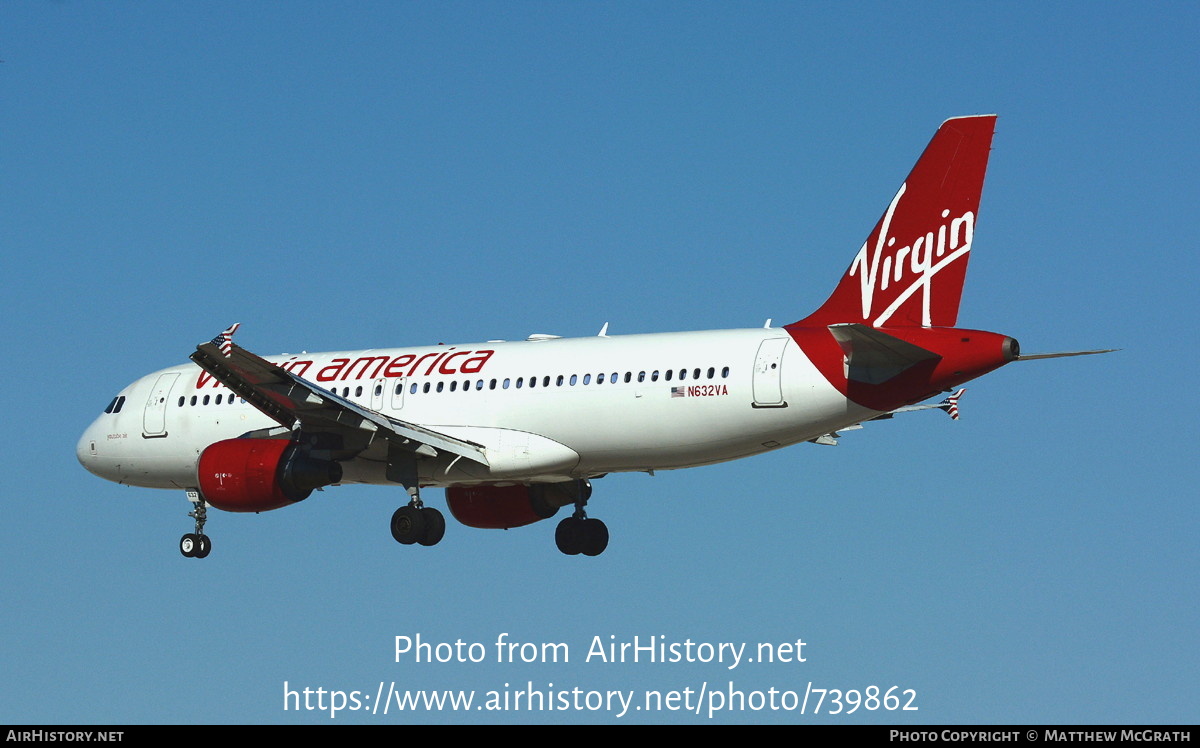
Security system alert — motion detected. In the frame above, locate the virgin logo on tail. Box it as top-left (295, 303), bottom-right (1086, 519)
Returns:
top-left (797, 115), bottom-right (995, 330)
top-left (849, 182), bottom-right (975, 327)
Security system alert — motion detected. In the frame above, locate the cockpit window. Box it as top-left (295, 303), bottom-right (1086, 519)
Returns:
top-left (103, 396), bottom-right (126, 414)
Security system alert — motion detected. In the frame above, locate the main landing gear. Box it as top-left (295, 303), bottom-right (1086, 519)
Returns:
top-left (554, 480), bottom-right (608, 557)
top-left (180, 492), bottom-right (212, 559)
top-left (555, 515), bottom-right (608, 556)
top-left (390, 496), bottom-right (446, 547)
top-left (386, 449), bottom-right (444, 547)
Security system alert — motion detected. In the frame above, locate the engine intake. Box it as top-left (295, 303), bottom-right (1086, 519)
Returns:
top-left (197, 438), bottom-right (342, 513)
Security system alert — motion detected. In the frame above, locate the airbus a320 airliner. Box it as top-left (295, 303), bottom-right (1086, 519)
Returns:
top-left (77, 115), bottom-right (1109, 559)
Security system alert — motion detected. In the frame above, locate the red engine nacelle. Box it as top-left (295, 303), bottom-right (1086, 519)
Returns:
top-left (446, 481), bottom-right (589, 530)
top-left (197, 438), bottom-right (342, 513)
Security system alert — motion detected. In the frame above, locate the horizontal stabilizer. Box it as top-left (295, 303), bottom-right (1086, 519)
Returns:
top-left (1016, 349), bottom-right (1118, 361)
top-left (828, 323), bottom-right (941, 384)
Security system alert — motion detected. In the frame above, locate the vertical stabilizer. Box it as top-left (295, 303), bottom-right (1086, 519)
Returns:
top-left (798, 115), bottom-right (996, 329)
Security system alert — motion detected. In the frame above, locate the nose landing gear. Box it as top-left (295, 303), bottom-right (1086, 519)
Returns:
top-left (180, 490), bottom-right (212, 559)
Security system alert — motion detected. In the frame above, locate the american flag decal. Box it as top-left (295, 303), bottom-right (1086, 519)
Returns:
top-left (211, 323), bottom-right (241, 358)
top-left (670, 387), bottom-right (685, 398)
top-left (940, 388), bottom-right (965, 420)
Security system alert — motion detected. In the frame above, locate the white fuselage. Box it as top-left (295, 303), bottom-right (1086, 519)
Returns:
top-left (76, 328), bottom-right (875, 492)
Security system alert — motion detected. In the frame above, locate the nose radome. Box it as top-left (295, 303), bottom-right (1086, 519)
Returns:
top-left (76, 422), bottom-right (100, 474)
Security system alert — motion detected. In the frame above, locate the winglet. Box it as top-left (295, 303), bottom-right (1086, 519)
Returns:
top-left (208, 323), bottom-right (241, 358)
top-left (939, 388), bottom-right (966, 420)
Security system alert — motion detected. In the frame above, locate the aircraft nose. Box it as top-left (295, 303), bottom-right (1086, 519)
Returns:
top-left (76, 420), bottom-right (102, 475)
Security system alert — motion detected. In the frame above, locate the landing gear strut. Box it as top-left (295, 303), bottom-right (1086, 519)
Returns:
top-left (386, 452), bottom-right (445, 547)
top-left (554, 480), bottom-right (607, 556)
top-left (180, 491), bottom-right (212, 559)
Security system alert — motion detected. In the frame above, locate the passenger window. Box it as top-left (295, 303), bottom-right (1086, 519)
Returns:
top-left (583, 374), bottom-right (591, 385)
top-left (516, 377), bottom-right (524, 388)
top-left (707, 367), bottom-right (715, 379)
top-left (436, 382), bottom-right (444, 393)
top-left (477, 380), bottom-right (484, 391)
top-left (503, 378), bottom-right (511, 389)
top-left (203, 395), bottom-right (210, 405)
top-left (569, 374), bottom-right (578, 386)
top-left (680, 369), bottom-right (687, 380)
top-left (450, 381), bottom-right (458, 392)
top-left (693, 368), bottom-right (701, 379)
top-left (624, 372), bottom-right (632, 383)
top-left (543, 376), bottom-right (551, 387)
top-left (489, 379), bottom-right (497, 390)
top-left (177, 397), bottom-right (185, 407)
top-left (190, 396), bottom-right (197, 406)
top-left (665, 370), bottom-right (673, 381)
top-left (216, 394), bottom-right (223, 405)
top-left (597, 373), bottom-right (605, 384)
top-left (651, 370), bottom-right (659, 382)
top-left (637, 371), bottom-right (646, 383)
top-left (722, 366), bottom-right (730, 378)
top-left (556, 375), bottom-right (564, 386)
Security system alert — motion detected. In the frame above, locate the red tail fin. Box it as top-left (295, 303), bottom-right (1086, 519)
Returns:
top-left (798, 115), bottom-right (996, 328)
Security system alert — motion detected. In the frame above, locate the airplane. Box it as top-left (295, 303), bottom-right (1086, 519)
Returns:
top-left (76, 114), bottom-right (1111, 559)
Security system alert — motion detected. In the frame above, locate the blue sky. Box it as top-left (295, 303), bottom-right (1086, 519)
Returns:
top-left (2, 2), bottom-right (1196, 724)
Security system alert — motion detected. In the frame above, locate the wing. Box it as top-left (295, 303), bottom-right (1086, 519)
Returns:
top-left (190, 325), bottom-right (489, 467)
top-left (885, 387), bottom-right (965, 420)
top-left (808, 389), bottom-right (965, 446)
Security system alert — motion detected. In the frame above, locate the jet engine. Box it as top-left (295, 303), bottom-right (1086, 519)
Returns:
top-left (445, 480), bottom-right (589, 529)
top-left (197, 438), bottom-right (342, 512)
